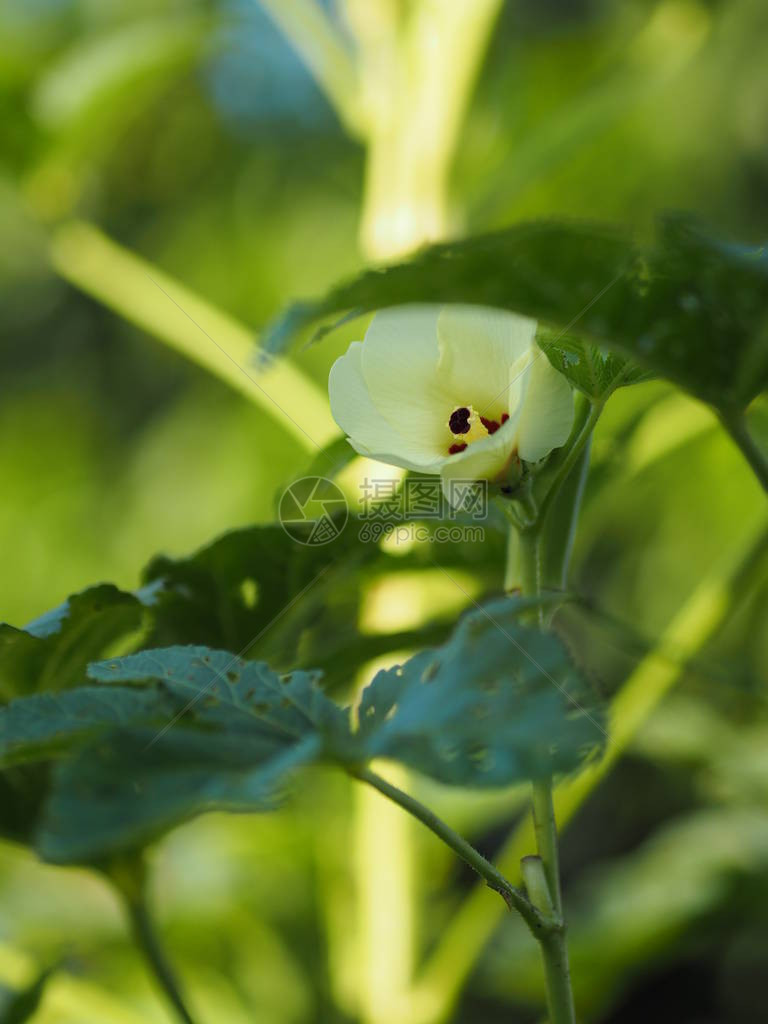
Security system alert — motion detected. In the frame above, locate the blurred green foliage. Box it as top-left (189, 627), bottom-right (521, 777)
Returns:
top-left (1, 0), bottom-right (768, 1022)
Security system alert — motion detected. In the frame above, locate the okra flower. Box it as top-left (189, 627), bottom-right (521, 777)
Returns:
top-left (329, 305), bottom-right (574, 502)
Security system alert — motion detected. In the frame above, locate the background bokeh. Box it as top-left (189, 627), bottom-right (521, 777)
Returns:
top-left (1, 0), bottom-right (768, 1021)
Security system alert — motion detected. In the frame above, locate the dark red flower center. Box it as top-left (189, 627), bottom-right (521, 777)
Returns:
top-left (448, 407), bottom-right (471, 434)
top-left (447, 409), bottom-right (509, 454)
top-left (480, 412), bottom-right (510, 434)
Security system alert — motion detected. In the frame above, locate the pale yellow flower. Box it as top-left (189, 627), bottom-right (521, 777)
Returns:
top-left (329, 305), bottom-right (574, 503)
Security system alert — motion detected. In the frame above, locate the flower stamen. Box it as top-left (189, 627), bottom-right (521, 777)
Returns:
top-left (479, 412), bottom-right (509, 435)
top-left (448, 407), bottom-right (471, 434)
top-left (447, 406), bottom-right (509, 453)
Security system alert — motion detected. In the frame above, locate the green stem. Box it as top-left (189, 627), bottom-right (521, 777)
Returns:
top-left (513, 436), bottom-right (589, 1021)
top-left (539, 436), bottom-right (592, 594)
top-left (48, 221), bottom-right (337, 450)
top-left (524, 674), bottom-right (576, 1023)
top-left (124, 895), bottom-right (197, 1024)
top-left (111, 866), bottom-right (198, 1024)
top-left (527, 772), bottom-right (576, 1021)
top-left (719, 409), bottom-right (768, 494)
top-left (531, 779), bottom-right (563, 918)
top-left (539, 930), bottom-right (577, 1024)
top-left (536, 398), bottom-right (603, 526)
top-left (518, 529), bottom-right (540, 598)
top-left (353, 767), bottom-right (553, 940)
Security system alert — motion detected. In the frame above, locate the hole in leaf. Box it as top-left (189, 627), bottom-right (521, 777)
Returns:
top-left (240, 578), bottom-right (259, 609)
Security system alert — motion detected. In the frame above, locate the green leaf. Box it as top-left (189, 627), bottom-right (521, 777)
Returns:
top-left (0, 513), bottom-right (499, 716)
top-left (36, 647), bottom-right (349, 862)
top-left (87, 646), bottom-right (350, 745)
top-left (357, 597), bottom-right (605, 786)
top-left (0, 686), bottom-right (177, 767)
top-left (0, 766), bottom-right (50, 846)
top-left (263, 220), bottom-right (633, 357)
top-left (0, 585), bottom-right (146, 700)
top-left (33, 590), bottom-right (606, 860)
top-left (0, 520), bottom-right (384, 705)
top-left (140, 521), bottom-right (369, 660)
top-left (537, 328), bottom-right (648, 401)
top-left (137, 517), bottom-right (480, 693)
top-left (37, 727), bottom-right (319, 865)
top-left (263, 215), bottom-right (768, 412)
top-left (33, 593), bottom-right (605, 861)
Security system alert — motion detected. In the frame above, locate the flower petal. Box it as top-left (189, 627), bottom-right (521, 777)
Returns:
top-left (329, 342), bottom-right (443, 470)
top-left (437, 306), bottom-right (537, 416)
top-left (360, 306), bottom-right (457, 450)
top-left (505, 349), bottom-right (534, 420)
top-left (515, 350), bottom-right (575, 463)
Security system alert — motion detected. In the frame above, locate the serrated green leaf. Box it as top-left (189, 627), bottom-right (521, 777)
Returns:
top-left (35, 646), bottom-right (349, 862)
top-left (537, 328), bottom-right (648, 400)
top-left (88, 646), bottom-right (350, 745)
top-left (357, 597), bottom-right (605, 786)
top-left (0, 685), bottom-right (177, 767)
top-left (0, 585), bottom-right (146, 701)
top-left (263, 215), bottom-right (768, 412)
top-left (32, 592), bottom-right (605, 861)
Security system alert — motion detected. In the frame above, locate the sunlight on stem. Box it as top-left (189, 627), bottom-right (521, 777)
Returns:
top-left (348, 0), bottom-right (503, 258)
top-left (49, 220), bottom-right (337, 450)
top-left (354, 762), bottom-right (416, 1024)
